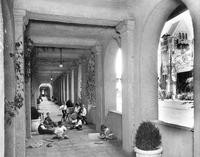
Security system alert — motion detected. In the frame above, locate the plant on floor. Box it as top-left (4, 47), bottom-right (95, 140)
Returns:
top-left (31, 106), bottom-right (41, 119)
top-left (135, 121), bottom-right (161, 150)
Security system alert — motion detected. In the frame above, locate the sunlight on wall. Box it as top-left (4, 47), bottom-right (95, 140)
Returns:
top-left (115, 48), bottom-right (122, 112)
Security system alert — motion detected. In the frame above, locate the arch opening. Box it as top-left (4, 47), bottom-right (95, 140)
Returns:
top-left (157, 8), bottom-right (194, 128)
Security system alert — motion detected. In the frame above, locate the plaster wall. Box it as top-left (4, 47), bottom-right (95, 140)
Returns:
top-left (105, 111), bottom-right (122, 141)
top-left (126, 0), bottom-right (200, 156)
top-left (104, 39), bottom-right (118, 116)
top-left (14, 0), bottom-right (127, 22)
top-left (156, 123), bottom-right (193, 157)
top-left (87, 106), bottom-right (96, 124)
top-left (0, 2), bottom-right (4, 156)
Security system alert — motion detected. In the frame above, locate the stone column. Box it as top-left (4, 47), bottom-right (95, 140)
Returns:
top-left (63, 76), bottom-right (66, 102)
top-left (81, 58), bottom-right (88, 106)
top-left (24, 40), bottom-right (33, 139)
top-left (25, 78), bottom-right (31, 138)
top-left (93, 45), bottom-right (104, 131)
top-left (60, 77), bottom-right (63, 103)
top-left (73, 64), bottom-right (79, 103)
top-left (66, 73), bottom-right (69, 100)
top-left (116, 19), bottom-right (136, 153)
top-left (14, 9), bottom-right (26, 157)
top-left (3, 0), bottom-right (15, 156)
top-left (59, 78), bottom-right (62, 104)
top-left (71, 69), bottom-right (74, 103)
top-left (78, 63), bottom-right (82, 99)
top-left (193, 16), bottom-right (200, 157)
top-left (68, 72), bottom-right (72, 100)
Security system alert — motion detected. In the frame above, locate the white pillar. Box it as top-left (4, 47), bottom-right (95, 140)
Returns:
top-left (193, 15), bottom-right (200, 157)
top-left (63, 76), bottom-right (66, 102)
top-left (116, 19), bottom-right (135, 153)
top-left (78, 63), bottom-right (82, 99)
top-left (14, 9), bottom-right (26, 157)
top-left (71, 69), bottom-right (74, 103)
top-left (93, 45), bottom-right (104, 131)
top-left (67, 74), bottom-right (69, 100)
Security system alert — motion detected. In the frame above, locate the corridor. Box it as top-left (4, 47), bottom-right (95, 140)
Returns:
top-left (26, 98), bottom-right (131, 157)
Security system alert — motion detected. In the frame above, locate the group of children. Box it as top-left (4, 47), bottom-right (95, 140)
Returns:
top-left (59, 100), bottom-right (87, 131)
top-left (37, 100), bottom-right (88, 139)
top-left (38, 112), bottom-right (68, 139)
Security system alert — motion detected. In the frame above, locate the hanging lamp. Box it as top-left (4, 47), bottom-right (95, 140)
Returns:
top-left (59, 48), bottom-right (63, 68)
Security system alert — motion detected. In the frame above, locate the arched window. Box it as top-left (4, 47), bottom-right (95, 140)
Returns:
top-left (115, 48), bottom-right (122, 112)
top-left (158, 10), bottom-right (194, 128)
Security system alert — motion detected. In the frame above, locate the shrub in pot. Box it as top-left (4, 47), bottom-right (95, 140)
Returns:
top-left (31, 106), bottom-right (41, 132)
top-left (134, 121), bottom-right (162, 157)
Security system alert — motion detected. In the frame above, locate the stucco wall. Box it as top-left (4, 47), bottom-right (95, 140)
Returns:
top-left (87, 105), bottom-right (96, 125)
top-left (156, 122), bottom-right (193, 157)
top-left (105, 111), bottom-right (122, 141)
top-left (14, 0), bottom-right (127, 23)
top-left (104, 39), bottom-right (119, 116)
top-left (0, 1), bottom-right (4, 156)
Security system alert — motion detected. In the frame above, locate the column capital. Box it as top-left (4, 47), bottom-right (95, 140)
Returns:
top-left (91, 44), bottom-right (102, 55)
top-left (116, 19), bottom-right (135, 34)
top-left (79, 56), bottom-right (87, 64)
top-left (14, 9), bottom-right (29, 42)
top-left (14, 9), bottom-right (28, 25)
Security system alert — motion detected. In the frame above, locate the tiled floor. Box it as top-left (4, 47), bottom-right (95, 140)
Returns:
top-left (26, 98), bottom-right (131, 157)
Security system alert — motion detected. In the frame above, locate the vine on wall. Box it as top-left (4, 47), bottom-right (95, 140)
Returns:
top-left (5, 41), bottom-right (24, 124)
top-left (85, 52), bottom-right (96, 106)
top-left (24, 38), bottom-right (34, 81)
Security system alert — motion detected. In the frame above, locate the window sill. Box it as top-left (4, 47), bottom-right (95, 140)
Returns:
top-left (152, 120), bottom-right (194, 132)
top-left (109, 110), bottom-right (122, 115)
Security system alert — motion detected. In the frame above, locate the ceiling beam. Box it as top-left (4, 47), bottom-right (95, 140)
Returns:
top-left (26, 11), bottom-right (121, 27)
top-left (31, 36), bottom-right (98, 48)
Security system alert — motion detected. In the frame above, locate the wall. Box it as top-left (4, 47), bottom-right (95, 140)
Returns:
top-left (87, 105), bottom-right (96, 125)
top-left (104, 39), bottom-right (118, 116)
top-left (0, 1), bottom-right (4, 156)
top-left (105, 111), bottom-right (122, 141)
top-left (14, 0), bottom-right (127, 23)
top-left (156, 122), bottom-right (193, 157)
top-left (127, 0), bottom-right (200, 155)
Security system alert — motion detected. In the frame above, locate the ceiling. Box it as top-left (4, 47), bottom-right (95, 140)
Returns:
top-left (27, 19), bottom-right (117, 83)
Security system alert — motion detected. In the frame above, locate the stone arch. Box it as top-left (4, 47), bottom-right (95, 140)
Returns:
top-left (139, 0), bottom-right (181, 120)
top-left (39, 83), bottom-right (53, 99)
top-left (139, 0), bottom-right (200, 156)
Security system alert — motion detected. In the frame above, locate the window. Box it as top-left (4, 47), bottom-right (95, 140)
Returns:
top-left (115, 48), bottom-right (122, 112)
top-left (158, 10), bottom-right (194, 128)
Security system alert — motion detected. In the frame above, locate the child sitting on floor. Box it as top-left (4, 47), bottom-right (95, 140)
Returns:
top-left (75, 116), bottom-right (83, 130)
top-left (54, 121), bottom-right (68, 139)
top-left (99, 125), bottom-right (114, 140)
top-left (38, 122), bottom-right (55, 135)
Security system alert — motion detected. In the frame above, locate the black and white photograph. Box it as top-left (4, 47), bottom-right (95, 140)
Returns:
top-left (1, 0), bottom-right (199, 157)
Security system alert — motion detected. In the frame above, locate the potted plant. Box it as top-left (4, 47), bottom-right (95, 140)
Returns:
top-left (134, 121), bottom-right (163, 157)
top-left (31, 106), bottom-right (41, 132)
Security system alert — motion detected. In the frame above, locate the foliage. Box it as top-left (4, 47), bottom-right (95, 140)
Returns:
top-left (135, 121), bottom-right (161, 150)
top-left (5, 98), bottom-right (17, 124)
top-left (85, 53), bottom-right (96, 106)
top-left (5, 93), bottom-right (24, 124)
top-left (31, 106), bottom-right (41, 119)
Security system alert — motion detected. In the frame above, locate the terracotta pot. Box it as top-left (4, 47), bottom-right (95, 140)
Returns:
top-left (134, 146), bottom-right (163, 157)
top-left (31, 119), bottom-right (41, 132)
